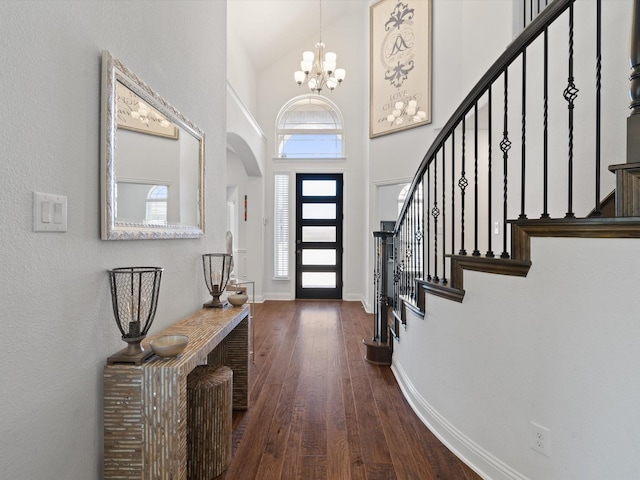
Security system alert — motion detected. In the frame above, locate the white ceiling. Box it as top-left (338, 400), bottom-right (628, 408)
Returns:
top-left (227, 0), bottom-right (367, 73)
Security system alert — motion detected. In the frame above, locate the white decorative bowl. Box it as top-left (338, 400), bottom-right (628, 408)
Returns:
top-left (227, 293), bottom-right (248, 307)
top-left (150, 335), bottom-right (189, 357)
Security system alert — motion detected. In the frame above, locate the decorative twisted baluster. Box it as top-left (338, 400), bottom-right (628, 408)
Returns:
top-left (425, 169), bottom-right (431, 282)
top-left (520, 49), bottom-right (528, 220)
top-left (451, 130), bottom-right (456, 257)
top-left (442, 146), bottom-right (448, 283)
top-left (541, 27), bottom-right (550, 219)
top-left (417, 178), bottom-right (424, 282)
top-left (593, 0), bottom-right (602, 216)
top-left (487, 86), bottom-right (495, 258)
top-left (563, 1), bottom-right (578, 219)
top-left (473, 102), bottom-right (481, 256)
top-left (432, 156), bottom-right (440, 282)
top-left (500, 70), bottom-right (512, 259)
top-left (459, 118), bottom-right (468, 255)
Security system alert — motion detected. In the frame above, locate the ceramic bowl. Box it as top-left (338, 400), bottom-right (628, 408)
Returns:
top-left (150, 335), bottom-right (189, 358)
top-left (227, 293), bottom-right (248, 307)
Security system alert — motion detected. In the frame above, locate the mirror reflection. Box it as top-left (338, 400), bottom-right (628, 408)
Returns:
top-left (101, 51), bottom-right (205, 240)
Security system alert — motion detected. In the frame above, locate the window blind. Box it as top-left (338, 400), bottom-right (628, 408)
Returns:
top-left (274, 174), bottom-right (290, 279)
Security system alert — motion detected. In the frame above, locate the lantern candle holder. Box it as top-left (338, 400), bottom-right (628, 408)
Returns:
top-left (107, 266), bottom-right (163, 364)
top-left (202, 253), bottom-right (232, 308)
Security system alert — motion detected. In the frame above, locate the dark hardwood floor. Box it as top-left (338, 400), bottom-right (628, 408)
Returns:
top-left (216, 300), bottom-right (481, 480)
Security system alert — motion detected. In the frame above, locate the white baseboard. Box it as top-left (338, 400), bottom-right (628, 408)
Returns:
top-left (390, 362), bottom-right (530, 480)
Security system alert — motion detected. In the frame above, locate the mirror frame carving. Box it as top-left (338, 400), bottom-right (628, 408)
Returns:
top-left (100, 50), bottom-right (205, 240)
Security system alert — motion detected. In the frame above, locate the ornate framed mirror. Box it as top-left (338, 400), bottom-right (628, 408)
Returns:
top-left (100, 50), bottom-right (205, 240)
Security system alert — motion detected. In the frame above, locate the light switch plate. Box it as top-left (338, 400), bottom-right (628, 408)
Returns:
top-left (33, 192), bottom-right (67, 232)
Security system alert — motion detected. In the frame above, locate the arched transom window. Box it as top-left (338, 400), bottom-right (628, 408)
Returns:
top-left (276, 95), bottom-right (344, 159)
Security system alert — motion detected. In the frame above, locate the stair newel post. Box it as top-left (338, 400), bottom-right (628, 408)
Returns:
top-left (609, 0), bottom-right (640, 216)
top-left (364, 231), bottom-right (392, 366)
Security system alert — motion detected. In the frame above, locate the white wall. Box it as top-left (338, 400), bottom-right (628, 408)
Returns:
top-left (393, 237), bottom-right (640, 480)
top-left (0, 1), bottom-right (226, 478)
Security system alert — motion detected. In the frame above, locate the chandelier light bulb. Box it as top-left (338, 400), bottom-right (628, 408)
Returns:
top-left (292, 8), bottom-right (345, 96)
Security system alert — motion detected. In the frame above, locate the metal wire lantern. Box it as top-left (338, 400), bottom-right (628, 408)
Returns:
top-left (202, 253), bottom-right (232, 308)
top-left (107, 266), bottom-right (163, 363)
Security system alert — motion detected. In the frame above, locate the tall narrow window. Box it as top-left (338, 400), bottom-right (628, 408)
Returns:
top-left (274, 174), bottom-right (290, 279)
top-left (276, 95), bottom-right (344, 159)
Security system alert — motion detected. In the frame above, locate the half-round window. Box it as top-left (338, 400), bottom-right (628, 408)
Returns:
top-left (276, 95), bottom-right (344, 159)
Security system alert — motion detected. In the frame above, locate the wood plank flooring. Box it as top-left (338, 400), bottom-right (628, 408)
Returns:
top-left (216, 300), bottom-right (481, 480)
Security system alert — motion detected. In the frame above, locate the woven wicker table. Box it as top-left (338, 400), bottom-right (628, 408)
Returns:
top-left (103, 305), bottom-right (250, 480)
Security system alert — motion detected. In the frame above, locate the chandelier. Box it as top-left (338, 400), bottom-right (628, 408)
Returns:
top-left (294, 0), bottom-right (346, 94)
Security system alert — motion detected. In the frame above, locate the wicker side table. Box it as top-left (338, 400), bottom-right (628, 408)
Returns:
top-left (187, 365), bottom-right (233, 479)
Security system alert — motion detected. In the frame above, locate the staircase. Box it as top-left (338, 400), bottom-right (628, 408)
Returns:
top-left (391, 0), bottom-right (640, 336)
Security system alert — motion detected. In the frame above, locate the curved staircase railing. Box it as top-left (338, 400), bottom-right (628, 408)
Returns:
top-left (390, 0), bottom-right (640, 336)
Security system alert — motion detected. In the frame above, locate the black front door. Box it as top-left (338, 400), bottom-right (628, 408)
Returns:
top-left (295, 173), bottom-right (343, 299)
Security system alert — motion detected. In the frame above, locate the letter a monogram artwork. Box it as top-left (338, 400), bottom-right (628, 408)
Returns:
top-left (370, 0), bottom-right (431, 138)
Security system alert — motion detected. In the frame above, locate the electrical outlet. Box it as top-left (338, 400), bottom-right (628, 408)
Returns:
top-left (530, 421), bottom-right (551, 456)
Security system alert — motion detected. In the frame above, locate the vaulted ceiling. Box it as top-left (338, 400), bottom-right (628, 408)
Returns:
top-left (227, 0), bottom-right (366, 73)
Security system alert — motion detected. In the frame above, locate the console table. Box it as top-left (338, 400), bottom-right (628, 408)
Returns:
top-left (103, 305), bottom-right (250, 480)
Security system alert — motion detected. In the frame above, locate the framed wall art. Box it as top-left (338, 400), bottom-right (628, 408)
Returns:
top-left (370, 0), bottom-right (432, 138)
top-left (116, 81), bottom-right (179, 140)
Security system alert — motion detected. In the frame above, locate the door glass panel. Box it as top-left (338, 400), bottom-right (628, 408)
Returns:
top-left (302, 226), bottom-right (336, 242)
top-left (302, 272), bottom-right (336, 288)
top-left (302, 203), bottom-right (336, 219)
top-left (302, 249), bottom-right (336, 265)
top-left (302, 180), bottom-right (336, 197)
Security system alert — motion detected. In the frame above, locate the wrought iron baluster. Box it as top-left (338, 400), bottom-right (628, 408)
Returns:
top-left (500, 69), bottom-right (512, 259)
top-left (451, 129), bottom-right (456, 257)
top-left (409, 197), bottom-right (415, 300)
top-left (563, 1), bottom-right (578, 219)
top-left (487, 86), bottom-right (495, 258)
top-left (418, 178), bottom-right (424, 282)
top-left (426, 169), bottom-right (431, 282)
top-left (459, 118), bottom-right (468, 255)
top-left (473, 102), bottom-right (480, 256)
top-left (542, 27), bottom-right (550, 218)
top-left (411, 184), bottom-right (423, 290)
top-left (432, 155), bottom-right (440, 282)
top-left (520, 49), bottom-right (528, 220)
top-left (442, 144), bottom-right (448, 284)
top-left (593, 0), bottom-right (602, 216)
